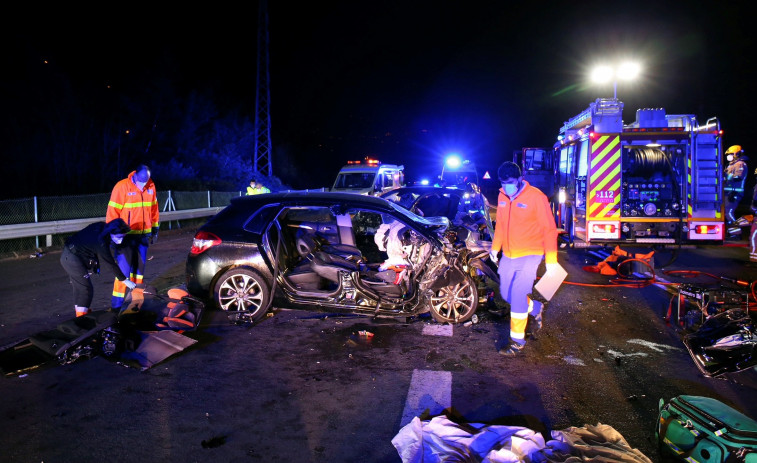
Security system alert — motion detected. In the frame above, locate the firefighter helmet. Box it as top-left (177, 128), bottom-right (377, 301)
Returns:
top-left (725, 145), bottom-right (743, 156)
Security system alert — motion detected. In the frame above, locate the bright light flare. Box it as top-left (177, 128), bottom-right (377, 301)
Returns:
top-left (591, 62), bottom-right (641, 83)
top-left (591, 66), bottom-right (614, 83)
top-left (445, 154), bottom-right (462, 169)
top-left (618, 62), bottom-right (640, 80)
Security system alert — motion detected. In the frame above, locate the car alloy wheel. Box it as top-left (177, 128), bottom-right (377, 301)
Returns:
top-left (213, 268), bottom-right (271, 322)
top-left (429, 276), bottom-right (478, 324)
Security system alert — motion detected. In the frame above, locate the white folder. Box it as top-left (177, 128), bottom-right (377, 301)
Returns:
top-left (534, 263), bottom-right (567, 301)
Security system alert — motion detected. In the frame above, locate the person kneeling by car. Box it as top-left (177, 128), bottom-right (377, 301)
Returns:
top-left (60, 219), bottom-right (136, 317)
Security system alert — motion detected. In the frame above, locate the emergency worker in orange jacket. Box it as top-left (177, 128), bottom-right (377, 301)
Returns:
top-left (106, 165), bottom-right (159, 310)
top-left (490, 161), bottom-right (558, 356)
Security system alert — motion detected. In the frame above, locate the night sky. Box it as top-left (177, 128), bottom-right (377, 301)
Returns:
top-left (3, 1), bottom-right (755, 193)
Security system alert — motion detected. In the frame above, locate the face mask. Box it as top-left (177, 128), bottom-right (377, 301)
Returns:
top-left (111, 235), bottom-right (124, 245)
top-left (727, 154), bottom-right (734, 162)
top-left (502, 181), bottom-right (519, 196)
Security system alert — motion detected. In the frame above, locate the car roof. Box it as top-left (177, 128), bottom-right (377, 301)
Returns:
top-left (206, 191), bottom-right (449, 238)
top-left (230, 191), bottom-right (396, 210)
top-left (380, 186), bottom-right (466, 196)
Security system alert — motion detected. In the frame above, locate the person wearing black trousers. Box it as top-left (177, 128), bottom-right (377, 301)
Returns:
top-left (60, 219), bottom-right (136, 317)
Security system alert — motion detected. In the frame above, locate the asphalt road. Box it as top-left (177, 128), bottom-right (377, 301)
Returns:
top-left (0, 227), bottom-right (756, 462)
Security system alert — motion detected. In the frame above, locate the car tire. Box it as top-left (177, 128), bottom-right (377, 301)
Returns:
top-left (213, 268), bottom-right (271, 322)
top-left (429, 275), bottom-right (478, 324)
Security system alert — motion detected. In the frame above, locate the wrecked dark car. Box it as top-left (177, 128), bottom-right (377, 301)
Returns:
top-left (379, 184), bottom-right (494, 253)
top-left (186, 192), bottom-right (498, 325)
top-left (683, 308), bottom-right (757, 377)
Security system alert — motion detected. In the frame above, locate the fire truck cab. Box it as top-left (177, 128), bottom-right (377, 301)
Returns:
top-left (331, 157), bottom-right (405, 195)
top-left (514, 147), bottom-right (555, 201)
top-left (554, 98), bottom-right (724, 246)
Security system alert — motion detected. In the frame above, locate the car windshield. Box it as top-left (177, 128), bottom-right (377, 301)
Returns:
top-left (333, 173), bottom-right (375, 189)
top-left (440, 170), bottom-right (477, 187)
top-left (387, 201), bottom-right (449, 230)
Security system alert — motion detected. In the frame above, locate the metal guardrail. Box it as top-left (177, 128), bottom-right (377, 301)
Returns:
top-left (0, 188), bottom-right (328, 251)
top-left (0, 207), bottom-right (224, 243)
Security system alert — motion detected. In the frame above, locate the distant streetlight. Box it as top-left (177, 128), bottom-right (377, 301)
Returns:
top-left (591, 62), bottom-right (641, 99)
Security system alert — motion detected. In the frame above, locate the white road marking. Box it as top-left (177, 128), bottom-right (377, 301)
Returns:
top-left (422, 324), bottom-right (453, 336)
top-left (400, 369), bottom-right (452, 427)
top-left (606, 348), bottom-right (648, 358)
top-left (627, 338), bottom-right (681, 352)
top-left (562, 355), bottom-right (586, 366)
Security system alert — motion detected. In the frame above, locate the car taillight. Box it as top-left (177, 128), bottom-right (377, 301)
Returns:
top-left (190, 231), bottom-right (222, 255)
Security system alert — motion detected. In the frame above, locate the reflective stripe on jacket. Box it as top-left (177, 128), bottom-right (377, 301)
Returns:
top-left (491, 181), bottom-right (558, 264)
top-left (725, 159), bottom-right (747, 193)
top-left (106, 171), bottom-right (160, 234)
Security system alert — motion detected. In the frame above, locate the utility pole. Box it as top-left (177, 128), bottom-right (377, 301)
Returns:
top-left (254, 0), bottom-right (272, 176)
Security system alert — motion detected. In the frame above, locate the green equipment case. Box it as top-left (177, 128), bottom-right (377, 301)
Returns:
top-left (657, 395), bottom-right (757, 462)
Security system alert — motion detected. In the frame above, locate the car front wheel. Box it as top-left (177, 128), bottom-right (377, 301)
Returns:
top-left (429, 276), bottom-right (478, 324)
top-left (213, 268), bottom-right (271, 322)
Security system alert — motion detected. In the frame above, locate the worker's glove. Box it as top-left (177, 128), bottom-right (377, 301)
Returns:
top-left (150, 230), bottom-right (158, 245)
top-left (123, 280), bottom-right (137, 290)
top-left (489, 249), bottom-right (499, 265)
top-left (546, 262), bottom-right (561, 273)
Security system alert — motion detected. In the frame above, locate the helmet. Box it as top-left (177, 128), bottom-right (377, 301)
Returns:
top-left (725, 145), bottom-right (743, 156)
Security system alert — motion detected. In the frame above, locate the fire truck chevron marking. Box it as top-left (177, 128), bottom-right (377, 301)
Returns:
top-left (592, 165), bottom-right (621, 192)
top-left (589, 135), bottom-right (621, 219)
top-left (590, 135), bottom-right (620, 167)
top-left (589, 179), bottom-right (621, 217)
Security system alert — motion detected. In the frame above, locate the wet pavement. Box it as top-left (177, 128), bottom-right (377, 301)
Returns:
top-left (0, 229), bottom-right (756, 461)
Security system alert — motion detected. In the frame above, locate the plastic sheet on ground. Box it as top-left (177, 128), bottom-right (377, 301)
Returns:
top-left (391, 416), bottom-right (651, 463)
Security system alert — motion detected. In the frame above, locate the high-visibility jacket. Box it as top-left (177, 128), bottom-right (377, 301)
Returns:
top-left (106, 171), bottom-right (160, 235)
top-left (491, 181), bottom-right (558, 264)
top-left (725, 157), bottom-right (748, 194)
top-left (246, 185), bottom-right (271, 195)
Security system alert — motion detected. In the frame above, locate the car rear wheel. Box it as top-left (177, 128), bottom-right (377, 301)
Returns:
top-left (429, 276), bottom-right (478, 324)
top-left (213, 268), bottom-right (271, 322)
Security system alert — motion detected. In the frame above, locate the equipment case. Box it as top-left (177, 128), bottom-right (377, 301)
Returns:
top-left (657, 395), bottom-right (757, 462)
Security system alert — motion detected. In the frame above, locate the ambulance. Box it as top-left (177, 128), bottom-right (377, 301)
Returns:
top-left (331, 157), bottom-right (405, 195)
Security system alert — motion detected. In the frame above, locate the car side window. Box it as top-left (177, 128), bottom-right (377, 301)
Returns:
top-left (244, 204), bottom-right (279, 233)
top-left (350, 210), bottom-right (386, 263)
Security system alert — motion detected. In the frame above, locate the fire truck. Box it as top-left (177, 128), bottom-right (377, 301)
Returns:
top-left (553, 98), bottom-right (724, 247)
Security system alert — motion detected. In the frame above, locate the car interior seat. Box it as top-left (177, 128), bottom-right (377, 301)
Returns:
top-left (311, 251), bottom-right (361, 283)
top-left (335, 214), bottom-right (356, 246)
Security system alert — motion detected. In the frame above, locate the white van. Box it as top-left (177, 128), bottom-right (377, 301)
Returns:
top-left (331, 158), bottom-right (405, 195)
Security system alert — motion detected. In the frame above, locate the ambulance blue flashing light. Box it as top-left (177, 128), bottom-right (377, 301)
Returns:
top-left (445, 154), bottom-right (462, 169)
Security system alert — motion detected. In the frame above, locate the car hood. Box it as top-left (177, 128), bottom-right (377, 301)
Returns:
top-left (420, 215), bottom-right (450, 232)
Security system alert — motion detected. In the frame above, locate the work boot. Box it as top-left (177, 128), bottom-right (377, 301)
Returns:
top-left (527, 313), bottom-right (543, 338)
top-left (498, 341), bottom-right (526, 356)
